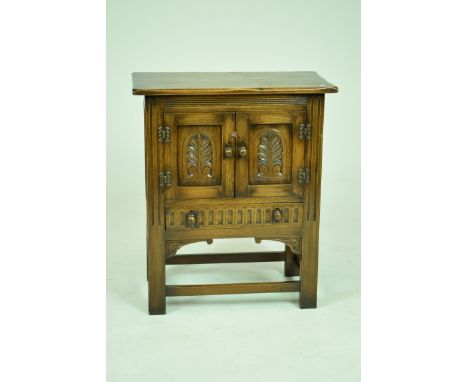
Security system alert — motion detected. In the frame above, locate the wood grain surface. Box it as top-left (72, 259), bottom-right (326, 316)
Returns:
top-left (133, 71), bottom-right (338, 95)
top-left (136, 72), bottom-right (336, 314)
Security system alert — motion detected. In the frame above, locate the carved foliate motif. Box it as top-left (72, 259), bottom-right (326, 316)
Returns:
top-left (166, 239), bottom-right (213, 258)
top-left (187, 134), bottom-right (213, 177)
top-left (255, 237), bottom-right (301, 255)
top-left (257, 132), bottom-right (283, 177)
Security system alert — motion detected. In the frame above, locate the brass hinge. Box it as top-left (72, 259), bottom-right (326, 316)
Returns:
top-left (159, 170), bottom-right (172, 189)
top-left (298, 168), bottom-right (311, 184)
top-left (298, 123), bottom-right (312, 140)
top-left (157, 126), bottom-right (170, 143)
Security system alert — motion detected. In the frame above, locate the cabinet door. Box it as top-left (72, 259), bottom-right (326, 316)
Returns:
top-left (163, 112), bottom-right (235, 200)
top-left (235, 111), bottom-right (306, 198)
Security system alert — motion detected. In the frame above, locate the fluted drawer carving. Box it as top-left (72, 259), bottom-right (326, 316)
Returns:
top-left (165, 204), bottom-right (303, 230)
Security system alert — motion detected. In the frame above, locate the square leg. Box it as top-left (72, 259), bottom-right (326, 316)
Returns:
top-left (149, 280), bottom-right (166, 315)
top-left (148, 228), bottom-right (166, 315)
top-left (299, 228), bottom-right (319, 309)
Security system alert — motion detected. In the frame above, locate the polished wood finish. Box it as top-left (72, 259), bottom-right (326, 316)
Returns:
top-left (166, 251), bottom-right (285, 265)
top-left (133, 72), bottom-right (338, 95)
top-left (284, 246), bottom-right (300, 277)
top-left (144, 98), bottom-right (166, 315)
top-left (299, 94), bottom-right (325, 308)
top-left (165, 196), bottom-right (304, 207)
top-left (166, 281), bottom-right (300, 297)
top-left (165, 202), bottom-right (304, 231)
top-left (133, 71), bottom-right (337, 314)
top-left (164, 228), bottom-right (302, 245)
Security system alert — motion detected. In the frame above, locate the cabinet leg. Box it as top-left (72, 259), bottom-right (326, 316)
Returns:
top-left (299, 226), bottom-right (319, 309)
top-left (148, 280), bottom-right (165, 315)
top-left (148, 228), bottom-right (166, 315)
top-left (284, 246), bottom-right (300, 277)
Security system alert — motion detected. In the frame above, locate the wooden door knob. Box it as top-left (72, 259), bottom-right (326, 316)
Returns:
top-left (224, 144), bottom-right (233, 158)
top-left (238, 144), bottom-right (247, 158)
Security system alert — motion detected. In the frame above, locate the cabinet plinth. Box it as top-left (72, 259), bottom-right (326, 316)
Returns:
top-left (132, 71), bottom-right (337, 314)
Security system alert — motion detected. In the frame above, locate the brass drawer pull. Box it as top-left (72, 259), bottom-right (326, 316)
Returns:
top-left (272, 208), bottom-right (282, 223)
top-left (185, 211), bottom-right (198, 228)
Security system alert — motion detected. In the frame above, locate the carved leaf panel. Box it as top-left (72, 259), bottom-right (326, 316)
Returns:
top-left (257, 132), bottom-right (283, 177)
top-left (187, 134), bottom-right (213, 177)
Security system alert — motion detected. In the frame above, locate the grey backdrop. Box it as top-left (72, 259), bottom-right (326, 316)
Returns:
top-left (107, 1), bottom-right (360, 381)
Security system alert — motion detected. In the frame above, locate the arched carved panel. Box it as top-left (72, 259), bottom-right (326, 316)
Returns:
top-left (176, 124), bottom-right (222, 187)
top-left (248, 125), bottom-right (292, 185)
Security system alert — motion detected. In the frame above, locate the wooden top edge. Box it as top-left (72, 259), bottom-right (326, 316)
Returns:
top-left (132, 87), bottom-right (338, 95)
top-left (132, 71), bottom-right (338, 96)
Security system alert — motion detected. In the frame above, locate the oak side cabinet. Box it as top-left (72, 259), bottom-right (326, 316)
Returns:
top-left (132, 72), bottom-right (338, 314)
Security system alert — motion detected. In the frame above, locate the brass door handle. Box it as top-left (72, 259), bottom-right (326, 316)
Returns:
top-left (224, 144), bottom-right (233, 158)
top-left (237, 144), bottom-right (248, 158)
top-left (272, 208), bottom-right (282, 223)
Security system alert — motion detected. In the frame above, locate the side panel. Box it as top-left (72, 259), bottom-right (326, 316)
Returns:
top-left (146, 97), bottom-right (166, 314)
top-left (300, 94), bottom-right (325, 308)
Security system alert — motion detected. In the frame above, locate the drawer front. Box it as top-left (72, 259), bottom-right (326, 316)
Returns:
top-left (165, 203), bottom-right (303, 230)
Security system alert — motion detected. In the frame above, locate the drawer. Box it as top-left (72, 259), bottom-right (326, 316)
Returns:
top-left (165, 203), bottom-right (303, 230)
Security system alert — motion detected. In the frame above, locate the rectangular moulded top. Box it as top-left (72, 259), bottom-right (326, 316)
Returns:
top-left (132, 71), bottom-right (338, 96)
